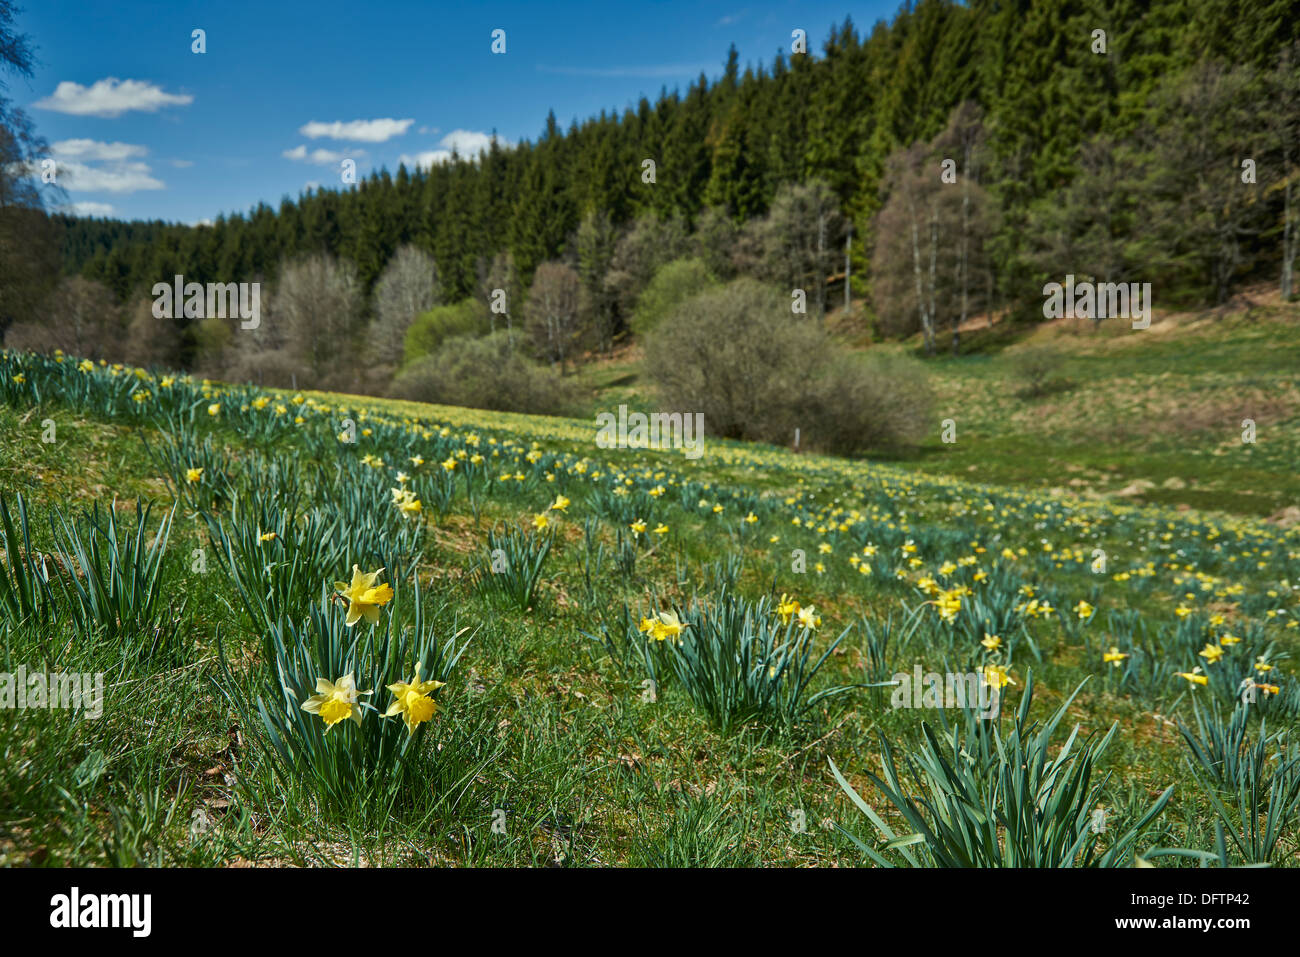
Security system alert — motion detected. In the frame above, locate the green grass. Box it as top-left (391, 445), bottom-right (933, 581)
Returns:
top-left (0, 315), bottom-right (1297, 867)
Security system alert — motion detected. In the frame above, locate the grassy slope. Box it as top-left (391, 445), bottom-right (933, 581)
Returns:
top-left (0, 308), bottom-right (1297, 867)
top-left (576, 300), bottom-right (1300, 518)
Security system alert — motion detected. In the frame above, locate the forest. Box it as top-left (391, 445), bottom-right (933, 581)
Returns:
top-left (2, 0), bottom-right (1299, 447)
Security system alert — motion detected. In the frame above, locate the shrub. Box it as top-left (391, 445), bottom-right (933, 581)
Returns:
top-left (631, 257), bottom-right (717, 336)
top-left (390, 331), bottom-right (580, 416)
top-left (644, 279), bottom-right (932, 454)
top-left (1010, 344), bottom-right (1068, 398)
top-left (801, 352), bottom-right (935, 454)
top-left (402, 298), bottom-right (488, 366)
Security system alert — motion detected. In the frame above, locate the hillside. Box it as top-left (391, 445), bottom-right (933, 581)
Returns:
top-left (2, 334), bottom-right (1297, 867)
top-left (576, 297), bottom-right (1300, 518)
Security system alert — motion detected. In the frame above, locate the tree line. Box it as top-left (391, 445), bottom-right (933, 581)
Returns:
top-left (2, 0), bottom-right (1299, 400)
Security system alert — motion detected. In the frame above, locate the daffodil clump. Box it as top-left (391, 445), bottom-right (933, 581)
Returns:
top-left (232, 566), bottom-right (469, 813)
top-left (608, 591), bottom-right (873, 732)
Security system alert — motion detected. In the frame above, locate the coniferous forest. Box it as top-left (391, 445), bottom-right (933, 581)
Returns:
top-left (12, 0), bottom-right (1297, 405)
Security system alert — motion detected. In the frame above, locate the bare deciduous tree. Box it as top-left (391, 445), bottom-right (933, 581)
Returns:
top-left (759, 179), bottom-right (845, 319)
top-left (271, 252), bottom-right (363, 388)
top-left (5, 276), bottom-right (123, 359)
top-left (524, 261), bottom-right (583, 372)
top-left (369, 244), bottom-right (439, 373)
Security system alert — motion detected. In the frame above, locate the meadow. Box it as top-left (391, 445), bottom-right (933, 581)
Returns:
top-left (1, 309), bottom-right (1298, 867)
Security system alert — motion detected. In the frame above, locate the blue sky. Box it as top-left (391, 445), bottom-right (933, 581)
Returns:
top-left (14, 0), bottom-right (900, 224)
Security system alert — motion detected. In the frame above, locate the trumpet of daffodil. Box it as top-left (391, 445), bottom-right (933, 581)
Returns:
top-left (796, 605), bottom-right (821, 630)
top-left (301, 673), bottom-right (372, 729)
top-left (384, 664), bottom-right (446, 735)
top-left (933, 589), bottom-right (962, 624)
top-left (983, 663), bottom-right (1016, 689)
top-left (650, 610), bottom-right (685, 642)
top-left (259, 531), bottom-right (277, 543)
top-left (532, 513), bottom-right (549, 531)
top-left (744, 512), bottom-right (758, 524)
top-left (1199, 643), bottom-right (1225, 665)
top-left (410, 455), bottom-right (424, 468)
top-left (776, 593), bottom-right (800, 625)
top-left (1254, 657), bottom-right (1274, 673)
top-left (630, 518), bottom-right (647, 536)
top-left (1176, 667), bottom-right (1208, 687)
top-left (1074, 600), bottom-right (1094, 619)
top-left (652, 523), bottom-right (669, 535)
top-left (334, 566), bottom-right (394, 627)
top-left (1103, 646), bottom-right (1128, 667)
top-left (549, 495), bottom-right (570, 512)
top-left (207, 403), bottom-right (220, 417)
top-left (185, 467), bottom-right (203, 483)
top-left (1220, 634), bottom-right (1241, 645)
top-left (981, 633), bottom-right (1001, 651)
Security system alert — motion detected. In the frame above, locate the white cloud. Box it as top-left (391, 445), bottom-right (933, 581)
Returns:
top-left (51, 139), bottom-right (147, 162)
top-left (440, 129), bottom-right (495, 156)
top-left (55, 159), bottom-right (164, 193)
top-left (34, 78), bottom-right (193, 117)
top-left (398, 130), bottom-right (503, 169)
top-left (283, 144), bottom-right (366, 165)
top-left (398, 150), bottom-right (451, 169)
top-left (64, 201), bottom-right (115, 217)
top-left (170, 159), bottom-right (194, 168)
top-left (299, 118), bottom-right (414, 142)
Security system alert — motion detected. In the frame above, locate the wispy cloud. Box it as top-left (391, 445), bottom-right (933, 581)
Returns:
top-left (283, 144), bottom-right (367, 165)
top-left (34, 78), bottom-right (192, 117)
top-left (51, 139), bottom-right (147, 162)
top-left (62, 201), bottom-right (115, 217)
top-left (53, 160), bottom-right (164, 193)
top-left (47, 140), bottom-right (164, 193)
top-left (298, 118), bottom-right (414, 143)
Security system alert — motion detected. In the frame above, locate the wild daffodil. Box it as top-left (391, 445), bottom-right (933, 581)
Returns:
top-left (384, 664), bottom-right (446, 735)
top-left (301, 673), bottom-right (372, 729)
top-left (334, 566), bottom-right (394, 626)
top-left (1103, 646), bottom-right (1129, 667)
